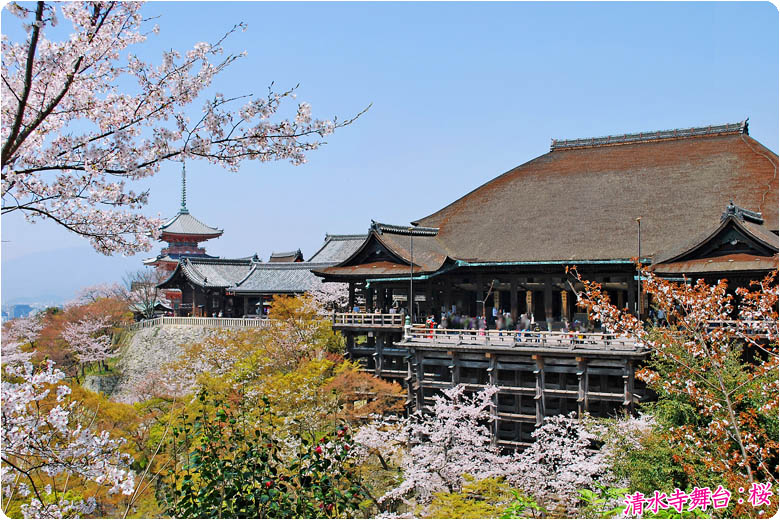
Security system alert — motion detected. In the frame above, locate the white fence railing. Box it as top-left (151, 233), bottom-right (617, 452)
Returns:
top-left (333, 313), bottom-right (404, 327)
top-left (129, 317), bottom-right (270, 331)
top-left (406, 326), bottom-right (640, 351)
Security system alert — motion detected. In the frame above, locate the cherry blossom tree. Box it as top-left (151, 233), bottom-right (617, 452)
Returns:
top-left (373, 386), bottom-right (518, 508)
top-left (2, 1), bottom-right (365, 255)
top-left (1, 314), bottom-right (43, 365)
top-left (124, 268), bottom-right (168, 319)
top-left (358, 385), bottom-right (615, 516)
top-left (307, 279), bottom-right (350, 313)
top-left (1, 360), bottom-right (135, 518)
top-left (61, 314), bottom-right (115, 373)
top-left (569, 266), bottom-right (779, 504)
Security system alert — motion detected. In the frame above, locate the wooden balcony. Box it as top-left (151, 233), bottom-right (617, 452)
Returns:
top-left (332, 312), bottom-right (404, 331)
top-left (403, 325), bottom-right (645, 355)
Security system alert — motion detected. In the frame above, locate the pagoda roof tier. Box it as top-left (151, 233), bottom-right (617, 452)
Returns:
top-left (160, 211), bottom-right (223, 239)
top-left (142, 252), bottom-right (223, 266)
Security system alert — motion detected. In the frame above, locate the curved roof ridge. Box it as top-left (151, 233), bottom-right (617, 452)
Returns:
top-left (161, 211), bottom-right (223, 237)
top-left (234, 263), bottom-right (259, 287)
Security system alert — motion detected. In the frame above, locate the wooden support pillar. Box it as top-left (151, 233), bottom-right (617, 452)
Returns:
top-left (544, 276), bottom-right (553, 323)
top-left (617, 289), bottom-right (625, 310)
top-left (343, 332), bottom-right (353, 357)
top-left (623, 360), bottom-right (635, 413)
top-left (510, 279), bottom-right (518, 322)
top-left (243, 296), bottom-right (249, 317)
top-left (576, 357), bottom-right (589, 417)
top-left (377, 287), bottom-right (385, 311)
top-left (533, 354), bottom-right (545, 426)
top-left (449, 351), bottom-right (459, 385)
top-left (425, 281), bottom-right (433, 317)
top-left (627, 277), bottom-right (636, 315)
top-left (405, 349), bottom-right (415, 413)
top-left (374, 334), bottom-right (384, 377)
top-left (366, 287), bottom-right (374, 311)
top-left (444, 283), bottom-right (452, 314)
top-left (476, 276), bottom-right (485, 318)
top-left (414, 350), bottom-right (425, 410)
top-left (487, 353), bottom-right (498, 445)
top-left (348, 283), bottom-right (356, 309)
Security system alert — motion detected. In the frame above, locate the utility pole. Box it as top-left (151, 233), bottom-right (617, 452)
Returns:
top-left (636, 216), bottom-right (642, 318)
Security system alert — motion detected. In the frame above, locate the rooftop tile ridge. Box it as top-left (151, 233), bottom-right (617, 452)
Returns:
top-left (250, 261), bottom-right (336, 269)
top-left (187, 257), bottom-right (252, 265)
top-left (371, 220), bottom-right (439, 236)
top-left (324, 233), bottom-right (368, 240)
top-left (550, 119), bottom-right (748, 152)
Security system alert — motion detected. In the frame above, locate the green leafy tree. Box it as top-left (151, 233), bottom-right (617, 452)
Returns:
top-left (159, 390), bottom-right (369, 518)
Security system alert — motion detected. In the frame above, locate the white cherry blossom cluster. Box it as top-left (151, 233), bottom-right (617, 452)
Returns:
top-left (356, 385), bottom-right (620, 516)
top-left (61, 315), bottom-right (116, 364)
top-left (307, 279), bottom-right (350, 313)
top-left (2, 314), bottom-right (43, 365)
top-left (2, 360), bottom-right (135, 517)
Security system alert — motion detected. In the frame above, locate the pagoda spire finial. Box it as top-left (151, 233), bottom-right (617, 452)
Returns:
top-left (180, 160), bottom-right (189, 214)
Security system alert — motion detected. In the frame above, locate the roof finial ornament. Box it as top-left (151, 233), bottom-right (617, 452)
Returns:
top-left (180, 160), bottom-right (189, 214)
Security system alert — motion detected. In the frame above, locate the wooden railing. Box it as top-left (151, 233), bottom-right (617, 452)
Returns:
top-left (332, 313), bottom-right (404, 327)
top-left (129, 317), bottom-right (270, 331)
top-left (406, 325), bottom-right (640, 351)
top-left (707, 320), bottom-right (775, 335)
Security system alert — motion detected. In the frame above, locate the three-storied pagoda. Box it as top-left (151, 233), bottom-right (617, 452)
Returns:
top-left (144, 163), bottom-right (224, 311)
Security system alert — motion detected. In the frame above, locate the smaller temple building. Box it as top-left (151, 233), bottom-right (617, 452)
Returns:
top-left (156, 234), bottom-right (366, 317)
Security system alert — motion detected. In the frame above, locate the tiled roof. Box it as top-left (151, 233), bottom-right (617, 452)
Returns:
top-left (269, 249), bottom-right (303, 262)
top-left (308, 234), bottom-right (368, 263)
top-left (414, 127), bottom-right (777, 263)
top-left (160, 211), bottom-right (223, 238)
top-left (176, 258), bottom-right (254, 288)
top-left (230, 262), bottom-right (334, 294)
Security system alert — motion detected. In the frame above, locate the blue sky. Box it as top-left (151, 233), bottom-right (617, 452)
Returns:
top-left (2, 1), bottom-right (778, 305)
